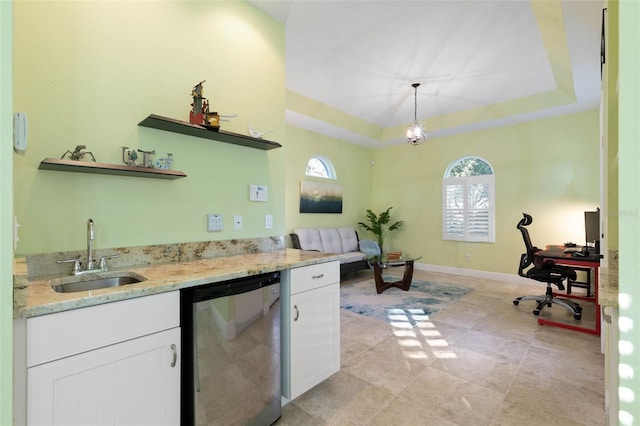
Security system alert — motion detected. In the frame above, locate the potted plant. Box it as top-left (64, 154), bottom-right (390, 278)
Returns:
top-left (358, 207), bottom-right (404, 253)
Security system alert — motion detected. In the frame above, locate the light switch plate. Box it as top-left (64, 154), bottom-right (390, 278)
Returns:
top-left (265, 214), bottom-right (273, 229)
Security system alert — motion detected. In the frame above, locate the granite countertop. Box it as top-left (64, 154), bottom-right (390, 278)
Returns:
top-left (597, 248), bottom-right (618, 309)
top-left (598, 266), bottom-right (618, 308)
top-left (14, 248), bottom-right (338, 319)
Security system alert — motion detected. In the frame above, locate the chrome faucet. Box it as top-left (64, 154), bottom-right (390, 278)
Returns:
top-left (56, 218), bottom-right (118, 275)
top-left (86, 218), bottom-right (96, 270)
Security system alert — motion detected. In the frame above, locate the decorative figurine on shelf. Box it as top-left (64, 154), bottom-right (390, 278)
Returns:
top-left (137, 148), bottom-right (156, 168)
top-left (189, 80), bottom-right (207, 125)
top-left (121, 146), bottom-right (138, 166)
top-left (248, 124), bottom-right (272, 139)
top-left (156, 153), bottom-right (174, 170)
top-left (60, 145), bottom-right (96, 162)
top-left (190, 80), bottom-right (219, 130)
top-left (189, 80), bottom-right (237, 131)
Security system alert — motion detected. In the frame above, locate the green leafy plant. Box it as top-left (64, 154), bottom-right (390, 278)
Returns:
top-left (358, 207), bottom-right (404, 252)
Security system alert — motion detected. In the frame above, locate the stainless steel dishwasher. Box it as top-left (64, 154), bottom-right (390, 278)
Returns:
top-left (180, 271), bottom-right (281, 425)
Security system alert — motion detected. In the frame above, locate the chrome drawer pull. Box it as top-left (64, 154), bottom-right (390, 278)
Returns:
top-left (170, 344), bottom-right (177, 367)
top-left (312, 274), bottom-right (324, 279)
top-left (294, 305), bottom-right (299, 321)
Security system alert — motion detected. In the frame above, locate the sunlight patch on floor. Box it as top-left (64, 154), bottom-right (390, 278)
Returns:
top-left (388, 308), bottom-right (457, 360)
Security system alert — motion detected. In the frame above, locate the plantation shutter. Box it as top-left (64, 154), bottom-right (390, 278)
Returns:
top-left (442, 175), bottom-right (494, 242)
top-left (444, 181), bottom-right (465, 239)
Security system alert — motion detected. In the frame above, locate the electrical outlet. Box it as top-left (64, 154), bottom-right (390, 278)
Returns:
top-left (207, 214), bottom-right (223, 232)
top-left (234, 215), bottom-right (243, 230)
top-left (265, 214), bottom-right (273, 229)
top-left (465, 253), bottom-right (471, 261)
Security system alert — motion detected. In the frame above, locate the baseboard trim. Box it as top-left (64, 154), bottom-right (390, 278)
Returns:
top-left (414, 262), bottom-right (531, 284)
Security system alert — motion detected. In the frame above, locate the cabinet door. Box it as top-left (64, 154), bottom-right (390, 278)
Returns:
top-left (603, 306), bottom-right (619, 426)
top-left (28, 327), bottom-right (180, 426)
top-left (289, 282), bottom-right (340, 399)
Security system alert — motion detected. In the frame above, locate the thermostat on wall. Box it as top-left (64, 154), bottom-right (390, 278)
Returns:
top-left (14, 112), bottom-right (28, 154)
top-left (207, 213), bottom-right (223, 232)
top-left (249, 185), bottom-right (268, 202)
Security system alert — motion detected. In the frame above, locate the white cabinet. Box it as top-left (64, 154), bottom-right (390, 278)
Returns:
top-left (26, 292), bottom-right (180, 426)
top-left (281, 261), bottom-right (340, 400)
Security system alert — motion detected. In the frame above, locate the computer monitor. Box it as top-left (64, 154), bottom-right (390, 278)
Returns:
top-left (584, 208), bottom-right (600, 253)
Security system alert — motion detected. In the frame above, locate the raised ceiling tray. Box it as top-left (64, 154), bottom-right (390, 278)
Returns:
top-left (138, 114), bottom-right (282, 151)
top-left (39, 158), bottom-right (186, 180)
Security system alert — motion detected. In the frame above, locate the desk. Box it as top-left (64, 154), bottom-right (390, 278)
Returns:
top-left (535, 245), bottom-right (601, 336)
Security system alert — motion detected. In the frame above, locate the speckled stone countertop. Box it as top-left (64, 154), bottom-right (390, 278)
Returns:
top-left (598, 249), bottom-right (618, 308)
top-left (598, 267), bottom-right (618, 307)
top-left (14, 237), bottom-right (338, 319)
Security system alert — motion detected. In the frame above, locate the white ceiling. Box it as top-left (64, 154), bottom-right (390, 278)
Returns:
top-left (247, 0), bottom-right (603, 148)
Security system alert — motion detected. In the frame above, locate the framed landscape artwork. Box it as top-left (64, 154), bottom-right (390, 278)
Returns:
top-left (300, 180), bottom-right (343, 213)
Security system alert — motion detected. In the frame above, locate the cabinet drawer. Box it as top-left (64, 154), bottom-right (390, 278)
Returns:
top-left (27, 291), bottom-right (179, 367)
top-left (289, 261), bottom-right (339, 294)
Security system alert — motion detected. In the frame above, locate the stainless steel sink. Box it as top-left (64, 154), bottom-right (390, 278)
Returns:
top-left (51, 272), bottom-right (147, 293)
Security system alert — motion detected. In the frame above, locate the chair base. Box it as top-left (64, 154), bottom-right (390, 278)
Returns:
top-left (513, 284), bottom-right (582, 320)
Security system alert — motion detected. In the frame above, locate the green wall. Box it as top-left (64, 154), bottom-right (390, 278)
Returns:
top-left (284, 125), bottom-right (373, 236)
top-left (371, 110), bottom-right (600, 275)
top-left (13, 0), bottom-right (285, 255)
top-left (617, 0), bottom-right (639, 422)
top-left (0, 1), bottom-right (13, 423)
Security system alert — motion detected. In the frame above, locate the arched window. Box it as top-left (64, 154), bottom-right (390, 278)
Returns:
top-left (442, 156), bottom-right (495, 242)
top-left (305, 156), bottom-right (337, 180)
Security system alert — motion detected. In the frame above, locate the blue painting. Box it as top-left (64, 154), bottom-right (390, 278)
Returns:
top-left (300, 180), bottom-right (343, 213)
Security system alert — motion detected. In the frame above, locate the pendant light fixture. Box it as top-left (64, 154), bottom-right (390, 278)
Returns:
top-left (405, 82), bottom-right (427, 146)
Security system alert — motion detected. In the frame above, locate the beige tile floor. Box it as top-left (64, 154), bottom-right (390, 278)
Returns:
top-left (276, 269), bottom-right (605, 426)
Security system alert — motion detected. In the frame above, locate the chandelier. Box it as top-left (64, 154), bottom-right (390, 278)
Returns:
top-left (405, 82), bottom-right (427, 146)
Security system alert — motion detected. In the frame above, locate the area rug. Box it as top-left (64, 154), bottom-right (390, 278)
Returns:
top-left (340, 275), bottom-right (473, 325)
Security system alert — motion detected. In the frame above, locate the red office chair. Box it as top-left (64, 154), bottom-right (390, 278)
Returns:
top-left (513, 213), bottom-right (582, 320)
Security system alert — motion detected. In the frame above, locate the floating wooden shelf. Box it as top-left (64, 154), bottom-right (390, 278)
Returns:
top-left (138, 114), bottom-right (282, 151)
top-left (38, 158), bottom-right (187, 180)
